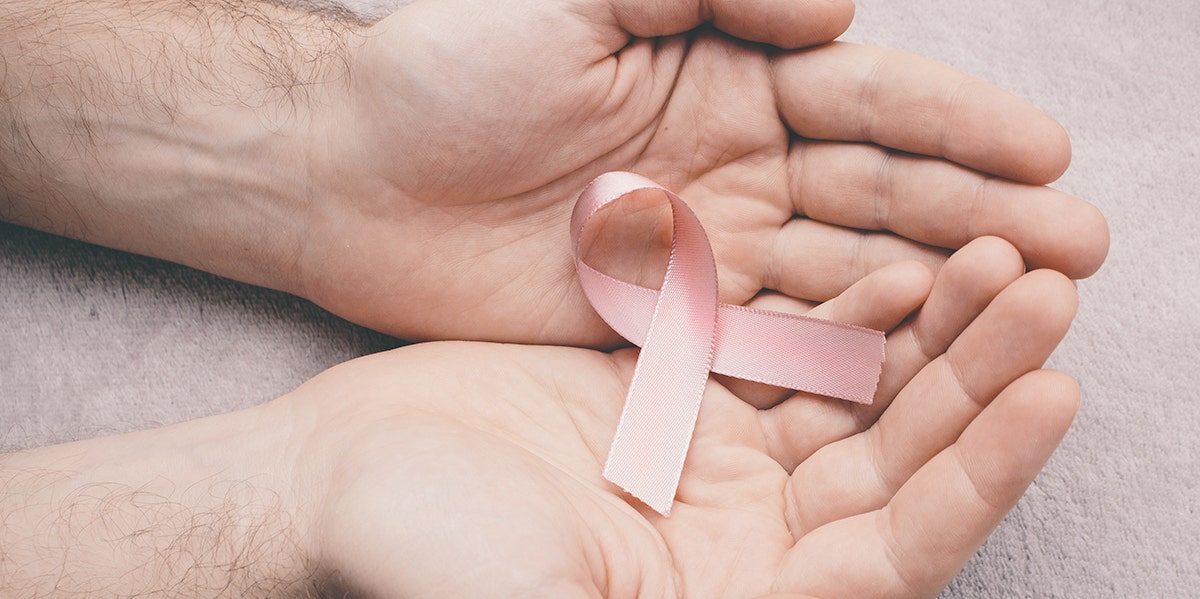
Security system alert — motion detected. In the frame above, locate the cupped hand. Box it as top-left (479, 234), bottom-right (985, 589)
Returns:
top-left (280, 237), bottom-right (1081, 597)
top-left (297, 0), bottom-right (1107, 345)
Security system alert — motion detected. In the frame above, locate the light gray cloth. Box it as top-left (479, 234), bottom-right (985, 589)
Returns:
top-left (2, 1), bottom-right (1197, 596)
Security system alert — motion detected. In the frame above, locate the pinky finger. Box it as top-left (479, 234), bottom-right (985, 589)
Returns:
top-left (722, 260), bottom-right (932, 409)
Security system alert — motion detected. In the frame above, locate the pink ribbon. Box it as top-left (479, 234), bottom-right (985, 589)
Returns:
top-left (572, 172), bottom-right (886, 516)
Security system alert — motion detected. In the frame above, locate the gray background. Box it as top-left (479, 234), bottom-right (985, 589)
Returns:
top-left (2, 1), bottom-right (1197, 596)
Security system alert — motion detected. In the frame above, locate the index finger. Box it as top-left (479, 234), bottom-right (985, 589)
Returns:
top-left (772, 42), bottom-right (1072, 184)
top-left (773, 370), bottom-right (1080, 597)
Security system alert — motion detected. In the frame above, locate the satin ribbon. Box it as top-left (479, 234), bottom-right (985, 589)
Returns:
top-left (572, 172), bottom-right (886, 516)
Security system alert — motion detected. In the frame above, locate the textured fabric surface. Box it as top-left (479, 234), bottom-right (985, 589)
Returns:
top-left (2, 1), bottom-right (1197, 596)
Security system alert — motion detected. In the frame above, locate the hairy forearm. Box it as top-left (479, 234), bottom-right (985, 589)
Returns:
top-left (0, 404), bottom-right (316, 597)
top-left (0, 0), bottom-right (355, 290)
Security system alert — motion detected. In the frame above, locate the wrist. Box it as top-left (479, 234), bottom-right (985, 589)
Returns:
top-left (0, 0), bottom-right (357, 295)
top-left (0, 403), bottom-right (318, 596)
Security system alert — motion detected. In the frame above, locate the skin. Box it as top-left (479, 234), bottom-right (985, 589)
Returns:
top-left (296, 0), bottom-right (1108, 344)
top-left (0, 238), bottom-right (1082, 597)
top-left (0, 0), bottom-right (1101, 594)
top-left (0, 0), bottom-right (1108, 346)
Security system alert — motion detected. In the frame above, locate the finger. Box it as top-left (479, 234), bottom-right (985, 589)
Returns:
top-left (876, 369), bottom-right (1081, 595)
top-left (763, 219), bottom-right (949, 302)
top-left (785, 269), bottom-right (1077, 535)
top-left (741, 291), bottom-right (818, 317)
top-left (773, 370), bottom-right (1080, 598)
top-left (725, 261), bottom-right (933, 409)
top-left (861, 236), bottom-right (1026, 422)
top-left (772, 42), bottom-right (1072, 184)
top-left (597, 0), bottom-right (856, 49)
top-left (761, 236), bottom-right (1025, 471)
top-left (795, 261), bottom-right (931, 329)
top-left (791, 141), bottom-right (1110, 279)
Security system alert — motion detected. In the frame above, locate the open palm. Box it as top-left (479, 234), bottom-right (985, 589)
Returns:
top-left (296, 0), bottom-right (1106, 345)
top-left (287, 238), bottom-right (1080, 597)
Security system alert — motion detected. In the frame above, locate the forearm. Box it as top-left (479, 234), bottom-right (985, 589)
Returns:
top-left (0, 0), bottom-right (354, 291)
top-left (0, 404), bottom-right (316, 597)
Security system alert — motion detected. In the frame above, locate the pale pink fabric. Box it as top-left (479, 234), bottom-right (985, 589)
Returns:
top-left (572, 172), bottom-right (885, 516)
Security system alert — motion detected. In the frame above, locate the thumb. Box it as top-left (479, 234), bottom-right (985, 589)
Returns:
top-left (600, 0), bottom-right (855, 48)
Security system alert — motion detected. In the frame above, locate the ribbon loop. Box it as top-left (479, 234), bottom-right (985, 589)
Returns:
top-left (572, 172), bottom-right (885, 516)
